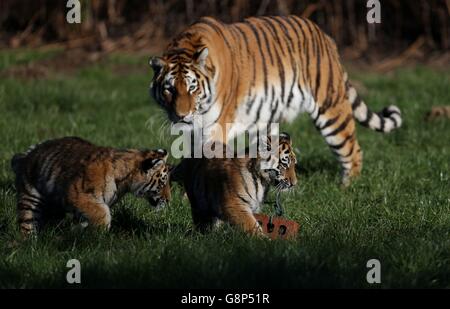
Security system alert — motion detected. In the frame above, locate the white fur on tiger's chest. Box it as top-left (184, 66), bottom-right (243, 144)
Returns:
top-left (198, 103), bottom-right (221, 141)
top-left (233, 85), bottom-right (316, 131)
top-left (282, 87), bottom-right (316, 121)
top-left (198, 84), bottom-right (316, 143)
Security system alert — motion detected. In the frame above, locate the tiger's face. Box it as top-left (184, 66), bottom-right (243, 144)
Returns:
top-left (267, 133), bottom-right (298, 191)
top-left (132, 149), bottom-right (171, 209)
top-left (149, 47), bottom-right (214, 126)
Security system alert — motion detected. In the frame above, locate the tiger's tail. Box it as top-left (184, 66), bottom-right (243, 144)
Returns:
top-left (346, 81), bottom-right (402, 133)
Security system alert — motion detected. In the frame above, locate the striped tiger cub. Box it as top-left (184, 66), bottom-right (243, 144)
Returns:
top-left (11, 137), bottom-right (171, 235)
top-left (150, 16), bottom-right (402, 186)
top-left (171, 133), bottom-right (297, 236)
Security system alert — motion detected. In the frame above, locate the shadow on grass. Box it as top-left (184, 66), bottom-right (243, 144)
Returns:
top-left (111, 206), bottom-right (190, 237)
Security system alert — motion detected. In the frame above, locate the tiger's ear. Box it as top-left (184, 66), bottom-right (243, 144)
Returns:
top-left (279, 132), bottom-right (292, 145)
top-left (193, 47), bottom-right (209, 68)
top-left (149, 57), bottom-right (166, 72)
top-left (141, 158), bottom-right (164, 173)
top-left (153, 148), bottom-right (168, 161)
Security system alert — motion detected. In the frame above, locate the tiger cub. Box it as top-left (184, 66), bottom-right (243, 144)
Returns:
top-left (172, 133), bottom-right (297, 236)
top-left (11, 137), bottom-right (171, 235)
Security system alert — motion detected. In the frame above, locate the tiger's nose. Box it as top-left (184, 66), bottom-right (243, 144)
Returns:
top-left (179, 113), bottom-right (194, 123)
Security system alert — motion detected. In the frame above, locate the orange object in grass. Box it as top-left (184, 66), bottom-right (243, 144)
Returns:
top-left (254, 213), bottom-right (299, 240)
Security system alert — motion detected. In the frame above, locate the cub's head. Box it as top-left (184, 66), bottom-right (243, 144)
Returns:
top-left (149, 46), bottom-right (214, 126)
top-left (133, 149), bottom-right (171, 209)
top-left (263, 133), bottom-right (298, 191)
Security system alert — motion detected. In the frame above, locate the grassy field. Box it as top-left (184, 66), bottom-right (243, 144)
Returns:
top-left (0, 49), bottom-right (449, 288)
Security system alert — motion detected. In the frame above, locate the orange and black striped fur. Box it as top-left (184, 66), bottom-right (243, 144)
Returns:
top-left (11, 137), bottom-right (171, 235)
top-left (172, 133), bottom-right (297, 236)
top-left (150, 16), bottom-right (402, 185)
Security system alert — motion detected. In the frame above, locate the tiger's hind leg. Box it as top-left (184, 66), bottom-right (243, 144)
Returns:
top-left (17, 187), bottom-right (44, 236)
top-left (312, 100), bottom-right (363, 186)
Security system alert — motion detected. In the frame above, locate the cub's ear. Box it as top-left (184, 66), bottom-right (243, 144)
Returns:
top-left (153, 148), bottom-right (168, 161)
top-left (149, 57), bottom-right (166, 72)
top-left (193, 47), bottom-right (209, 68)
top-left (141, 158), bottom-right (164, 173)
top-left (279, 132), bottom-right (292, 145)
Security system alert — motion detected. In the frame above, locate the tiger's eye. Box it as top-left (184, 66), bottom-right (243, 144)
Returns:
top-left (163, 89), bottom-right (172, 103)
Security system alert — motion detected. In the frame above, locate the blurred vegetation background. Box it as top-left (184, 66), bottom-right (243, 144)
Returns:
top-left (0, 0), bottom-right (448, 63)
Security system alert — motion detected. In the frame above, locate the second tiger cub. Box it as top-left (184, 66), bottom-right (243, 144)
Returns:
top-left (11, 137), bottom-right (171, 235)
top-left (172, 133), bottom-right (298, 236)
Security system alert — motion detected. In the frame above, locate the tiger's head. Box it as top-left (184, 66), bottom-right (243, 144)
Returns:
top-left (149, 46), bottom-right (214, 126)
top-left (132, 149), bottom-right (172, 209)
top-left (263, 133), bottom-right (298, 191)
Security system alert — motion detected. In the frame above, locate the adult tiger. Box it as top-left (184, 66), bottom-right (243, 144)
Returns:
top-left (149, 16), bottom-right (402, 185)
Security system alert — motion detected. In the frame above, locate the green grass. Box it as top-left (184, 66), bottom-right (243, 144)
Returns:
top-left (0, 49), bottom-right (449, 288)
top-left (0, 48), bottom-right (62, 71)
